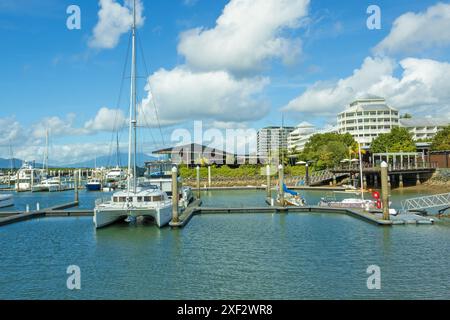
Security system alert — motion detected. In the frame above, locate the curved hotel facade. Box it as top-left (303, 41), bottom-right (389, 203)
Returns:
top-left (337, 95), bottom-right (399, 147)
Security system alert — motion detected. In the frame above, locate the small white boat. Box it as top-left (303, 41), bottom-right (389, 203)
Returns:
top-left (31, 177), bottom-right (61, 192)
top-left (284, 194), bottom-right (307, 207)
top-left (105, 166), bottom-right (127, 183)
top-left (15, 161), bottom-right (42, 192)
top-left (319, 197), bottom-right (376, 209)
top-left (0, 194), bottom-right (13, 208)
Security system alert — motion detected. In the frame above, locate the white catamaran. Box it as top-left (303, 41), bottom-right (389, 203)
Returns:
top-left (93, 1), bottom-right (172, 229)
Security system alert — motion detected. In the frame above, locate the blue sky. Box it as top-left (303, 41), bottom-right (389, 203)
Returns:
top-left (1, 0), bottom-right (449, 164)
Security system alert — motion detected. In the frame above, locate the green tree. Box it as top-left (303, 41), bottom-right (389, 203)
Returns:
top-left (300, 133), bottom-right (358, 169)
top-left (371, 127), bottom-right (416, 153)
top-left (431, 125), bottom-right (450, 151)
top-left (400, 113), bottom-right (412, 119)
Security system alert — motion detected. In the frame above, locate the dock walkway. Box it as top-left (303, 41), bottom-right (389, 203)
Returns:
top-left (0, 200), bottom-right (434, 228)
top-left (0, 201), bottom-right (79, 227)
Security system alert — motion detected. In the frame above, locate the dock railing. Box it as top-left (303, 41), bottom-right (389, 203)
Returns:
top-left (333, 162), bottom-right (438, 172)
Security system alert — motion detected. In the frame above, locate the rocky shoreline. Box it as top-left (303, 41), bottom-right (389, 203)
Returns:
top-left (423, 169), bottom-right (450, 188)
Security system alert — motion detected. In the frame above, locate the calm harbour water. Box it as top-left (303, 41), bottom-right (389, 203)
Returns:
top-left (1, 188), bottom-right (450, 300)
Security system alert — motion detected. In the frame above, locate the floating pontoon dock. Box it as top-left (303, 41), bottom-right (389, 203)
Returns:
top-left (0, 199), bottom-right (436, 228)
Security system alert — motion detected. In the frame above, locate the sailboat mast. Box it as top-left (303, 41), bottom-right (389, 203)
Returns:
top-left (128, 0), bottom-right (137, 193)
top-left (116, 132), bottom-right (120, 167)
top-left (45, 128), bottom-right (49, 172)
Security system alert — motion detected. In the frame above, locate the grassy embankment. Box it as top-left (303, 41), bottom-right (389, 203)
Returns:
top-left (179, 165), bottom-right (307, 187)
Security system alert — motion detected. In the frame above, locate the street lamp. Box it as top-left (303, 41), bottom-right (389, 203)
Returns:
top-left (296, 160), bottom-right (313, 186)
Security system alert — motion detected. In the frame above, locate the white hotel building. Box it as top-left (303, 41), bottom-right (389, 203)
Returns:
top-left (287, 122), bottom-right (337, 151)
top-left (283, 95), bottom-right (449, 154)
top-left (399, 118), bottom-right (449, 141)
top-left (337, 95), bottom-right (400, 147)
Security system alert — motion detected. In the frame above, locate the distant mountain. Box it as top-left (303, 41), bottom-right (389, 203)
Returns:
top-left (0, 158), bottom-right (46, 169)
top-left (0, 153), bottom-right (158, 169)
top-left (67, 153), bottom-right (158, 168)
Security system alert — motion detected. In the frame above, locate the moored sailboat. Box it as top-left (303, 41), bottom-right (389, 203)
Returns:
top-left (93, 0), bottom-right (172, 229)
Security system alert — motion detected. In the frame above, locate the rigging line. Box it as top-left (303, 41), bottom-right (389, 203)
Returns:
top-left (136, 31), bottom-right (166, 148)
top-left (107, 32), bottom-right (132, 168)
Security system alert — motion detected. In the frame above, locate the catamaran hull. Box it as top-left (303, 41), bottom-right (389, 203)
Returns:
top-left (94, 205), bottom-right (172, 229)
top-left (93, 208), bottom-right (127, 228)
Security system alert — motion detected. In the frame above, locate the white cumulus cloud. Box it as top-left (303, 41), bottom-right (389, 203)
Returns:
top-left (84, 107), bottom-right (127, 132)
top-left (374, 2), bottom-right (450, 55)
top-left (89, 0), bottom-right (145, 49)
top-left (177, 0), bottom-right (310, 75)
top-left (283, 56), bottom-right (396, 115)
top-left (283, 57), bottom-right (450, 116)
top-left (140, 67), bottom-right (270, 125)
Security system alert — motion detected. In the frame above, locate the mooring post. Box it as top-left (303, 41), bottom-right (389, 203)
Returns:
top-left (171, 166), bottom-right (179, 223)
top-left (58, 170), bottom-right (61, 191)
top-left (266, 164), bottom-right (271, 199)
top-left (416, 173), bottom-right (421, 185)
top-left (196, 165), bottom-right (201, 200)
top-left (278, 164), bottom-right (284, 206)
top-left (208, 165), bottom-right (211, 188)
top-left (74, 170), bottom-right (79, 203)
top-left (399, 174), bottom-right (404, 188)
top-left (380, 161), bottom-right (390, 220)
top-left (332, 174), bottom-right (337, 187)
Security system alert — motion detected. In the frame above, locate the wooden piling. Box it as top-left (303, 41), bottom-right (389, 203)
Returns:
top-left (74, 170), bottom-right (79, 202)
top-left (266, 164), bottom-right (271, 199)
top-left (278, 164), bottom-right (284, 206)
top-left (380, 161), bottom-right (390, 221)
top-left (171, 166), bottom-right (179, 223)
top-left (196, 165), bottom-right (201, 200)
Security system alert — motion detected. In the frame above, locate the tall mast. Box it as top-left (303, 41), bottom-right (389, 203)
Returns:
top-left (128, 0), bottom-right (137, 193)
top-left (116, 132), bottom-right (120, 167)
top-left (44, 128), bottom-right (49, 172)
top-left (9, 141), bottom-right (13, 171)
